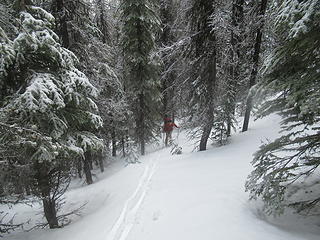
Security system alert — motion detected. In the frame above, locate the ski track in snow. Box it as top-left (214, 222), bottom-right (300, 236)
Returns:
top-left (105, 153), bottom-right (159, 240)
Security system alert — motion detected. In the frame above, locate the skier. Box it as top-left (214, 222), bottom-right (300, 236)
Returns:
top-left (163, 116), bottom-right (179, 147)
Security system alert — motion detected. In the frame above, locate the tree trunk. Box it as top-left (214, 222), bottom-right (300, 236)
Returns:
top-left (138, 93), bottom-right (145, 155)
top-left (43, 198), bottom-right (59, 229)
top-left (98, 153), bottom-right (104, 173)
top-left (76, 157), bottom-right (82, 178)
top-left (199, 42), bottom-right (217, 151)
top-left (242, 0), bottom-right (268, 132)
top-left (34, 162), bottom-right (59, 228)
top-left (227, 0), bottom-right (245, 136)
top-left (199, 125), bottom-right (212, 151)
top-left (98, 0), bottom-right (109, 44)
top-left (25, 185), bottom-right (31, 195)
top-left (160, 0), bottom-right (176, 118)
top-left (54, 0), bottom-right (69, 48)
top-left (19, 0), bottom-right (26, 11)
top-left (83, 152), bottom-right (93, 185)
top-left (111, 128), bottom-right (117, 157)
top-left (121, 136), bottom-right (126, 157)
top-left (89, 153), bottom-right (93, 170)
top-left (0, 184), bottom-right (4, 195)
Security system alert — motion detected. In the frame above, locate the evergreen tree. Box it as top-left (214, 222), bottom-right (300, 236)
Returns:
top-left (245, 0), bottom-right (320, 215)
top-left (183, 0), bottom-right (217, 151)
top-left (93, 0), bottom-right (130, 160)
top-left (241, 0), bottom-right (268, 132)
top-left (120, 0), bottom-right (161, 155)
top-left (159, 0), bottom-right (177, 118)
top-left (0, 1), bottom-right (103, 228)
top-left (225, 0), bottom-right (244, 136)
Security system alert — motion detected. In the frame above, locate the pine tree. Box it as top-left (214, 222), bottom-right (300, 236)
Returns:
top-left (225, 0), bottom-right (244, 136)
top-left (120, 0), bottom-right (161, 155)
top-left (93, 0), bottom-right (130, 160)
top-left (242, 0), bottom-right (268, 132)
top-left (159, 0), bottom-right (177, 118)
top-left (184, 0), bottom-right (217, 151)
top-left (245, 0), bottom-right (320, 215)
top-left (0, 1), bottom-right (103, 228)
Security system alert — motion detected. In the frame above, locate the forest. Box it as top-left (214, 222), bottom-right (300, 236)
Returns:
top-left (0, 0), bottom-right (319, 238)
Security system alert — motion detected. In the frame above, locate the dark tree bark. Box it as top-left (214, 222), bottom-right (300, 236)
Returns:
top-left (242, 0), bottom-right (268, 132)
top-left (199, 55), bottom-right (216, 151)
top-left (111, 127), bottom-right (117, 157)
top-left (43, 198), bottom-right (59, 228)
top-left (34, 163), bottom-right (59, 228)
top-left (138, 93), bottom-right (146, 155)
top-left (53, 0), bottom-right (70, 48)
top-left (199, 125), bottom-right (212, 151)
top-left (19, 0), bottom-right (26, 11)
top-left (97, 0), bottom-right (110, 44)
top-left (76, 158), bottom-right (82, 178)
top-left (226, 0), bottom-right (245, 136)
top-left (160, 0), bottom-right (176, 117)
top-left (83, 152), bottom-right (93, 185)
top-left (121, 136), bottom-right (126, 157)
top-left (98, 152), bottom-right (104, 173)
top-left (188, 0), bottom-right (217, 151)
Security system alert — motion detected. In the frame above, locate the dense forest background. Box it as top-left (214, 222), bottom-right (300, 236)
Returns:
top-left (0, 0), bottom-right (319, 235)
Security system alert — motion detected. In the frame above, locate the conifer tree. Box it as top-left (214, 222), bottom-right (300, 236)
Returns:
top-left (120, 0), bottom-right (160, 155)
top-left (246, 0), bottom-right (320, 215)
top-left (225, 0), bottom-right (244, 136)
top-left (0, 1), bottom-right (103, 228)
top-left (184, 0), bottom-right (217, 151)
top-left (242, 0), bottom-right (268, 132)
top-left (159, 0), bottom-right (177, 118)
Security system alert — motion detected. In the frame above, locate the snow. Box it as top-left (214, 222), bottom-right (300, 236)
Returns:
top-left (4, 114), bottom-right (320, 240)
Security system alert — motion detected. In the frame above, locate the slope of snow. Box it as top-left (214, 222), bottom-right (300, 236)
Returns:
top-left (5, 114), bottom-right (320, 240)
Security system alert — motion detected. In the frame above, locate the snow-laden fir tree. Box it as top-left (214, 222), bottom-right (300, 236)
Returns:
top-left (120, 0), bottom-right (161, 155)
top-left (245, 0), bottom-right (320, 215)
top-left (241, 0), bottom-right (268, 132)
top-left (183, 0), bottom-right (217, 151)
top-left (0, 1), bottom-right (103, 228)
top-left (93, 0), bottom-right (131, 160)
top-left (50, 0), bottom-right (128, 179)
top-left (159, 0), bottom-right (177, 118)
top-left (224, 0), bottom-right (245, 136)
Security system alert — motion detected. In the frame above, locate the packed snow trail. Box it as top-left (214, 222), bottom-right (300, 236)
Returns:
top-left (106, 155), bottom-right (157, 240)
top-left (5, 115), bottom-right (320, 240)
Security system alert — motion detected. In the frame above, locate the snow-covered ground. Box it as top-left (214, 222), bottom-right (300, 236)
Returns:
top-left (5, 114), bottom-right (320, 240)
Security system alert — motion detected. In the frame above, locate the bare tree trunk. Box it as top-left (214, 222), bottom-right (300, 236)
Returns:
top-left (227, 0), bottom-right (245, 136)
top-left (83, 152), bottom-right (93, 185)
top-left (89, 153), bottom-right (93, 170)
top-left (160, 0), bottom-right (176, 117)
top-left (34, 163), bottom-right (59, 228)
top-left (138, 93), bottom-right (145, 155)
top-left (98, 152), bottom-right (104, 173)
top-left (43, 198), bottom-right (59, 229)
top-left (121, 136), bottom-right (126, 157)
top-left (199, 125), bottom-right (213, 151)
top-left (76, 157), bottom-right (82, 178)
top-left (242, 0), bottom-right (268, 132)
top-left (111, 128), bottom-right (117, 157)
top-left (199, 47), bottom-right (217, 151)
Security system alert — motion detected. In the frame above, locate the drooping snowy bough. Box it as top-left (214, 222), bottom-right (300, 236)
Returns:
top-left (245, 0), bottom-right (320, 216)
top-left (0, 4), bottom-right (103, 228)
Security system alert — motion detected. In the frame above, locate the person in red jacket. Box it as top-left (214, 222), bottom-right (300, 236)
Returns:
top-left (163, 116), bottom-right (179, 147)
